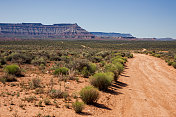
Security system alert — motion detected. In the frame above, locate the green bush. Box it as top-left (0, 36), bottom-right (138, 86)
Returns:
top-left (81, 63), bottom-right (96, 77)
top-left (172, 62), bottom-right (176, 69)
top-left (96, 51), bottom-right (109, 58)
top-left (69, 59), bottom-right (89, 71)
top-left (99, 61), bottom-right (106, 67)
top-left (92, 56), bottom-right (103, 63)
top-left (129, 54), bottom-right (133, 58)
top-left (31, 57), bottom-right (46, 65)
top-left (105, 63), bottom-right (117, 73)
top-left (0, 57), bottom-right (6, 65)
top-left (81, 67), bottom-right (90, 78)
top-left (54, 67), bottom-right (69, 75)
top-left (49, 53), bottom-right (61, 61)
top-left (165, 59), bottom-right (169, 63)
top-left (69, 59), bottom-right (96, 77)
top-left (114, 62), bottom-right (124, 75)
top-left (125, 53), bottom-right (133, 58)
top-left (154, 54), bottom-right (161, 58)
top-left (72, 101), bottom-right (85, 113)
top-left (112, 58), bottom-right (126, 65)
top-left (167, 61), bottom-right (173, 66)
top-left (90, 72), bottom-right (114, 90)
top-left (60, 56), bottom-right (71, 63)
top-left (4, 64), bottom-right (21, 76)
top-left (6, 53), bottom-right (32, 64)
top-left (105, 62), bottom-right (124, 75)
top-left (80, 86), bottom-right (99, 104)
top-left (88, 63), bottom-right (97, 73)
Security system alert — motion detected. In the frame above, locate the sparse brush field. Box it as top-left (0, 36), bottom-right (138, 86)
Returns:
top-left (0, 40), bottom-right (176, 117)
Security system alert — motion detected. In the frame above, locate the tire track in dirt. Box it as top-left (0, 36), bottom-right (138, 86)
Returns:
top-left (101, 54), bottom-right (176, 117)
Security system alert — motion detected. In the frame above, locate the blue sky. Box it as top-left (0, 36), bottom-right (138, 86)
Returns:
top-left (0, 0), bottom-right (176, 38)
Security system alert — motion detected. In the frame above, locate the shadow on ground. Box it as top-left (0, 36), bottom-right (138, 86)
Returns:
top-left (120, 74), bottom-right (130, 77)
top-left (92, 103), bottom-right (112, 110)
top-left (78, 112), bottom-right (92, 116)
top-left (105, 78), bottom-right (128, 95)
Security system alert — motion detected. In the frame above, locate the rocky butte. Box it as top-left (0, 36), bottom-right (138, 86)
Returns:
top-left (0, 23), bottom-right (95, 39)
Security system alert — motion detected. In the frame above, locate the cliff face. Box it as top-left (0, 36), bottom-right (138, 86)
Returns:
top-left (0, 23), bottom-right (95, 39)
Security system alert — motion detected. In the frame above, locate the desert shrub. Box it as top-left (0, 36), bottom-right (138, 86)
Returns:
top-left (1, 74), bottom-right (17, 82)
top-left (125, 53), bottom-right (133, 58)
top-left (172, 62), bottom-right (176, 69)
top-left (60, 56), bottom-right (71, 63)
top-left (114, 62), bottom-right (124, 74)
top-left (54, 67), bottom-right (69, 75)
top-left (154, 54), bottom-right (161, 58)
top-left (49, 53), bottom-right (61, 61)
top-left (69, 59), bottom-right (89, 71)
top-left (23, 96), bottom-right (37, 102)
top-left (105, 62), bottom-right (124, 80)
top-left (99, 61), bottom-right (106, 67)
top-left (49, 89), bottom-right (64, 98)
top-left (38, 100), bottom-right (43, 107)
top-left (6, 53), bottom-right (32, 64)
top-left (31, 57), bottom-right (46, 65)
top-left (95, 51), bottom-right (110, 58)
top-left (90, 72), bottom-right (114, 90)
top-left (105, 62), bottom-right (124, 74)
top-left (105, 63), bottom-right (117, 73)
top-left (167, 61), bottom-right (173, 66)
top-left (165, 59), bottom-right (169, 63)
top-left (50, 55), bottom-right (61, 61)
top-left (81, 63), bottom-right (96, 77)
top-left (44, 98), bottom-right (51, 105)
top-left (35, 88), bottom-right (44, 94)
top-left (0, 77), bottom-right (6, 84)
top-left (81, 67), bottom-right (89, 78)
top-left (72, 101), bottom-right (85, 113)
top-left (151, 53), bottom-right (155, 56)
top-left (63, 92), bottom-right (69, 100)
top-left (29, 78), bottom-right (41, 89)
top-left (54, 61), bottom-right (66, 68)
top-left (39, 64), bottom-right (45, 71)
top-left (0, 57), bottom-right (6, 65)
top-left (4, 64), bottom-right (21, 76)
top-left (122, 57), bottom-right (128, 62)
top-left (69, 59), bottom-right (96, 77)
top-left (113, 52), bottom-right (122, 57)
top-left (91, 56), bottom-right (103, 63)
top-left (112, 57), bottom-right (126, 65)
top-left (68, 69), bottom-right (76, 80)
top-left (88, 63), bottom-right (97, 73)
top-left (80, 86), bottom-right (99, 104)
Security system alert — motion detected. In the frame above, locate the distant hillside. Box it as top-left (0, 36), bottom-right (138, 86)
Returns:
top-left (90, 32), bottom-right (134, 38)
top-left (0, 23), bottom-right (95, 39)
top-left (156, 38), bottom-right (175, 41)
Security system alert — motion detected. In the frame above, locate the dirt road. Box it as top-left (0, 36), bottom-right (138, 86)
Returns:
top-left (102, 54), bottom-right (176, 117)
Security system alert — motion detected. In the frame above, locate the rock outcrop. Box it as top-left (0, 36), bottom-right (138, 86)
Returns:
top-left (0, 23), bottom-right (95, 39)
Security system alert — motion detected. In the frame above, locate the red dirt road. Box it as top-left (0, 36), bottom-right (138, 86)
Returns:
top-left (102, 54), bottom-right (176, 117)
